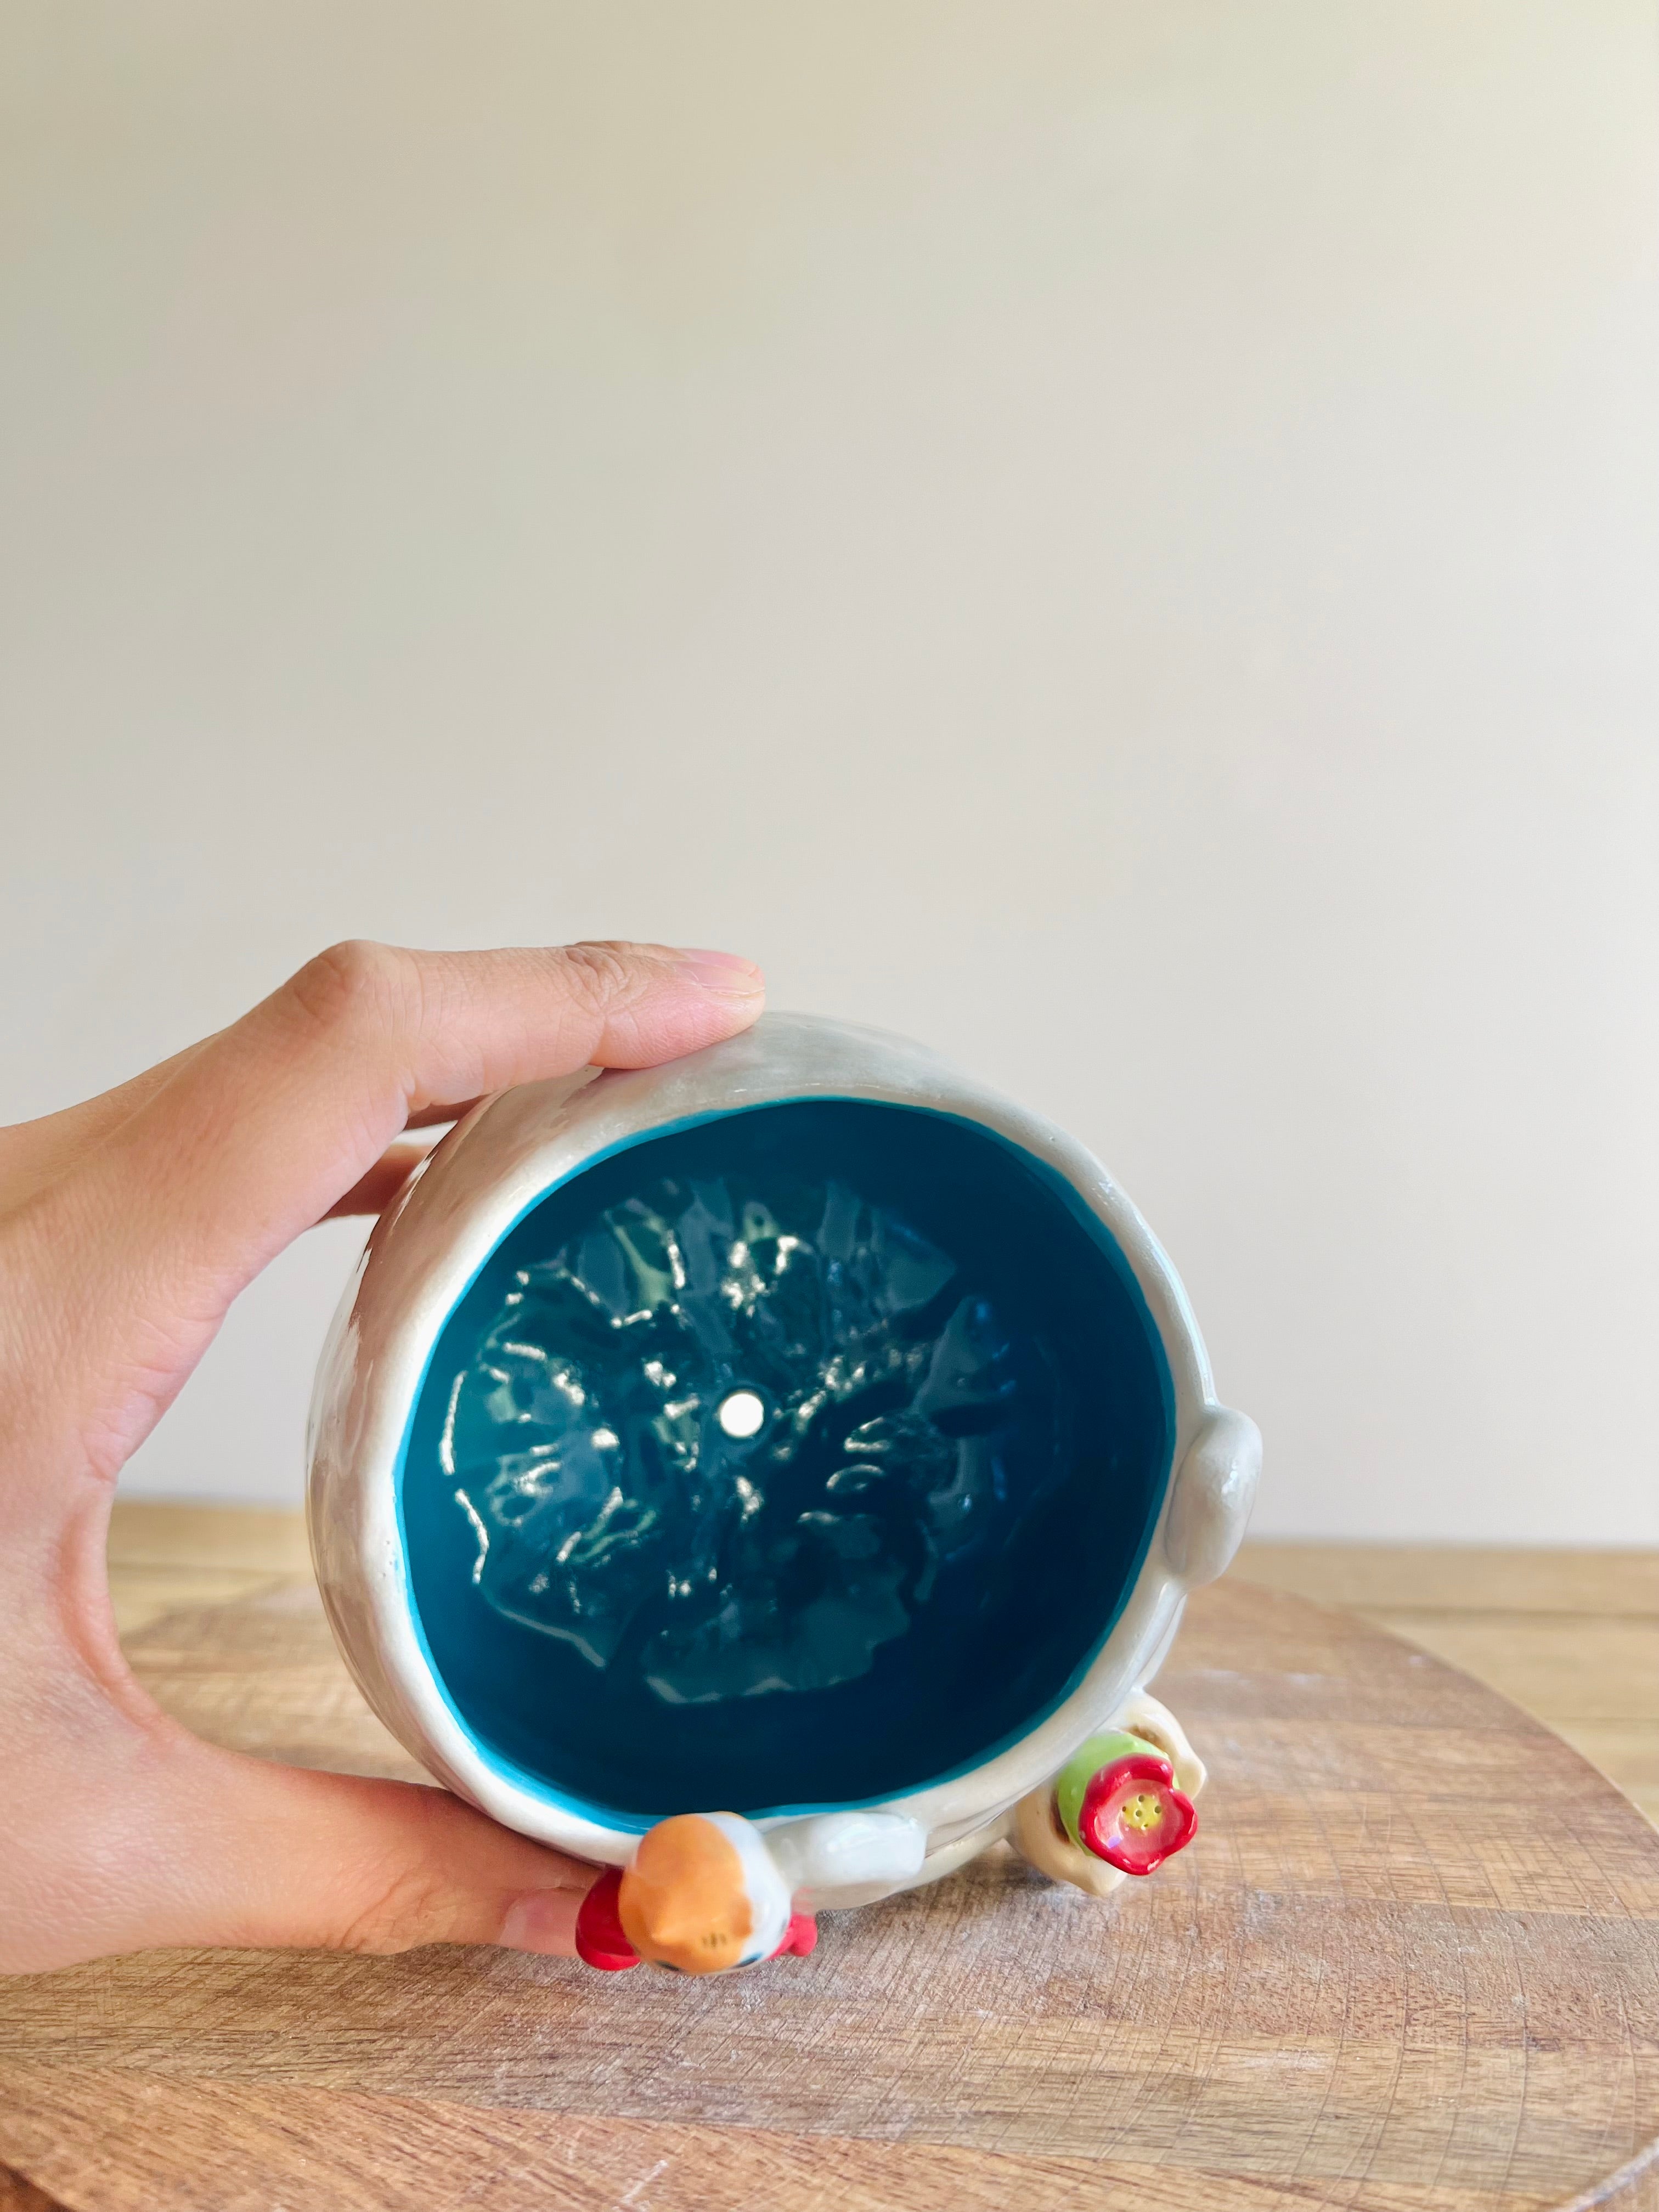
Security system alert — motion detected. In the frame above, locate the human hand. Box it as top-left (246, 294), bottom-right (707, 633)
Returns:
top-left (0, 940), bottom-right (764, 1974)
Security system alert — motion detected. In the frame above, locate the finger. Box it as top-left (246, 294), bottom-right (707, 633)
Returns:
top-left (10, 1725), bottom-right (594, 1972)
top-left (7, 1064), bottom-right (468, 1205)
top-left (157, 940), bottom-right (762, 1255)
top-left (42, 941), bottom-right (763, 1456)
top-left (180, 1751), bottom-right (593, 1959)
top-left (404, 1097), bottom-right (482, 1130)
top-left (321, 1136), bottom-right (438, 1219)
top-left (320, 1095), bottom-right (495, 1218)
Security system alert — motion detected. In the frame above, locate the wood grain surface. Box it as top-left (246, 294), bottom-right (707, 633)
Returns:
top-left (4, 1560), bottom-right (1659, 2210)
top-left (1230, 1541), bottom-right (1659, 1829)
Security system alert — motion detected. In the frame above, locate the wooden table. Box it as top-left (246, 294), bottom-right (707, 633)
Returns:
top-left (1, 1509), bottom-right (1657, 2211)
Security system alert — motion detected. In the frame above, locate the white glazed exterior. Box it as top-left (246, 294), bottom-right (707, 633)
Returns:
top-left (307, 1012), bottom-right (1260, 1896)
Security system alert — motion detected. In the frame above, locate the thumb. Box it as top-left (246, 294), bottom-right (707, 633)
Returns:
top-left (36, 1730), bottom-right (595, 1971)
top-left (190, 1755), bottom-right (594, 1957)
top-left (34, 939), bottom-right (764, 1485)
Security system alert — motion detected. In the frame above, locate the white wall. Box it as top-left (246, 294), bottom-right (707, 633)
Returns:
top-left (3, 3), bottom-right (1656, 1541)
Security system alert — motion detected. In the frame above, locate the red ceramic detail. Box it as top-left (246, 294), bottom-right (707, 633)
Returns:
top-left (574, 1865), bottom-right (640, 1970)
top-left (773, 1912), bottom-right (818, 1959)
top-left (1077, 1752), bottom-right (1199, 1876)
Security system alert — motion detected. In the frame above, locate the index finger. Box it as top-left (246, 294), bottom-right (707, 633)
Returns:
top-left (51, 940), bottom-right (764, 1449)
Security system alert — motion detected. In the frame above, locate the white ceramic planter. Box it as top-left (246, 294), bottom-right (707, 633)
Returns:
top-left (308, 1013), bottom-right (1259, 1974)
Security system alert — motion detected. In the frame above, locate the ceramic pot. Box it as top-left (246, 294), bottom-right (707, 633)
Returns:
top-left (307, 1012), bottom-right (1259, 1973)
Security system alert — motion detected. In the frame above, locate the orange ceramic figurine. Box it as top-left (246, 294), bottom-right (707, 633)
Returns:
top-left (576, 1814), bottom-right (820, 1973)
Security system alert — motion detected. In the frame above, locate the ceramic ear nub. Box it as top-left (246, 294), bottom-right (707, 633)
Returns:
top-left (1164, 1406), bottom-right (1261, 1586)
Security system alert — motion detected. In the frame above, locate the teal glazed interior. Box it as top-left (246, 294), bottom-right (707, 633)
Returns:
top-left (398, 1099), bottom-right (1176, 1823)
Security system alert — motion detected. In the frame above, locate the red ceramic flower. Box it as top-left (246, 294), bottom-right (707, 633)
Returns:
top-left (1077, 1751), bottom-right (1198, 1876)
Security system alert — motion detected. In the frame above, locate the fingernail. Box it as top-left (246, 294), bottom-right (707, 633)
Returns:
top-left (670, 949), bottom-right (765, 997)
top-left (499, 1888), bottom-right (583, 1955)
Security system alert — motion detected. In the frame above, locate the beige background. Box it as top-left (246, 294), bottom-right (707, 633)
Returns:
top-left (3, 2), bottom-right (1656, 1539)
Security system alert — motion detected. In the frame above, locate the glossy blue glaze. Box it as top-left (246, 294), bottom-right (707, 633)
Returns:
top-left (399, 1099), bottom-right (1174, 1822)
